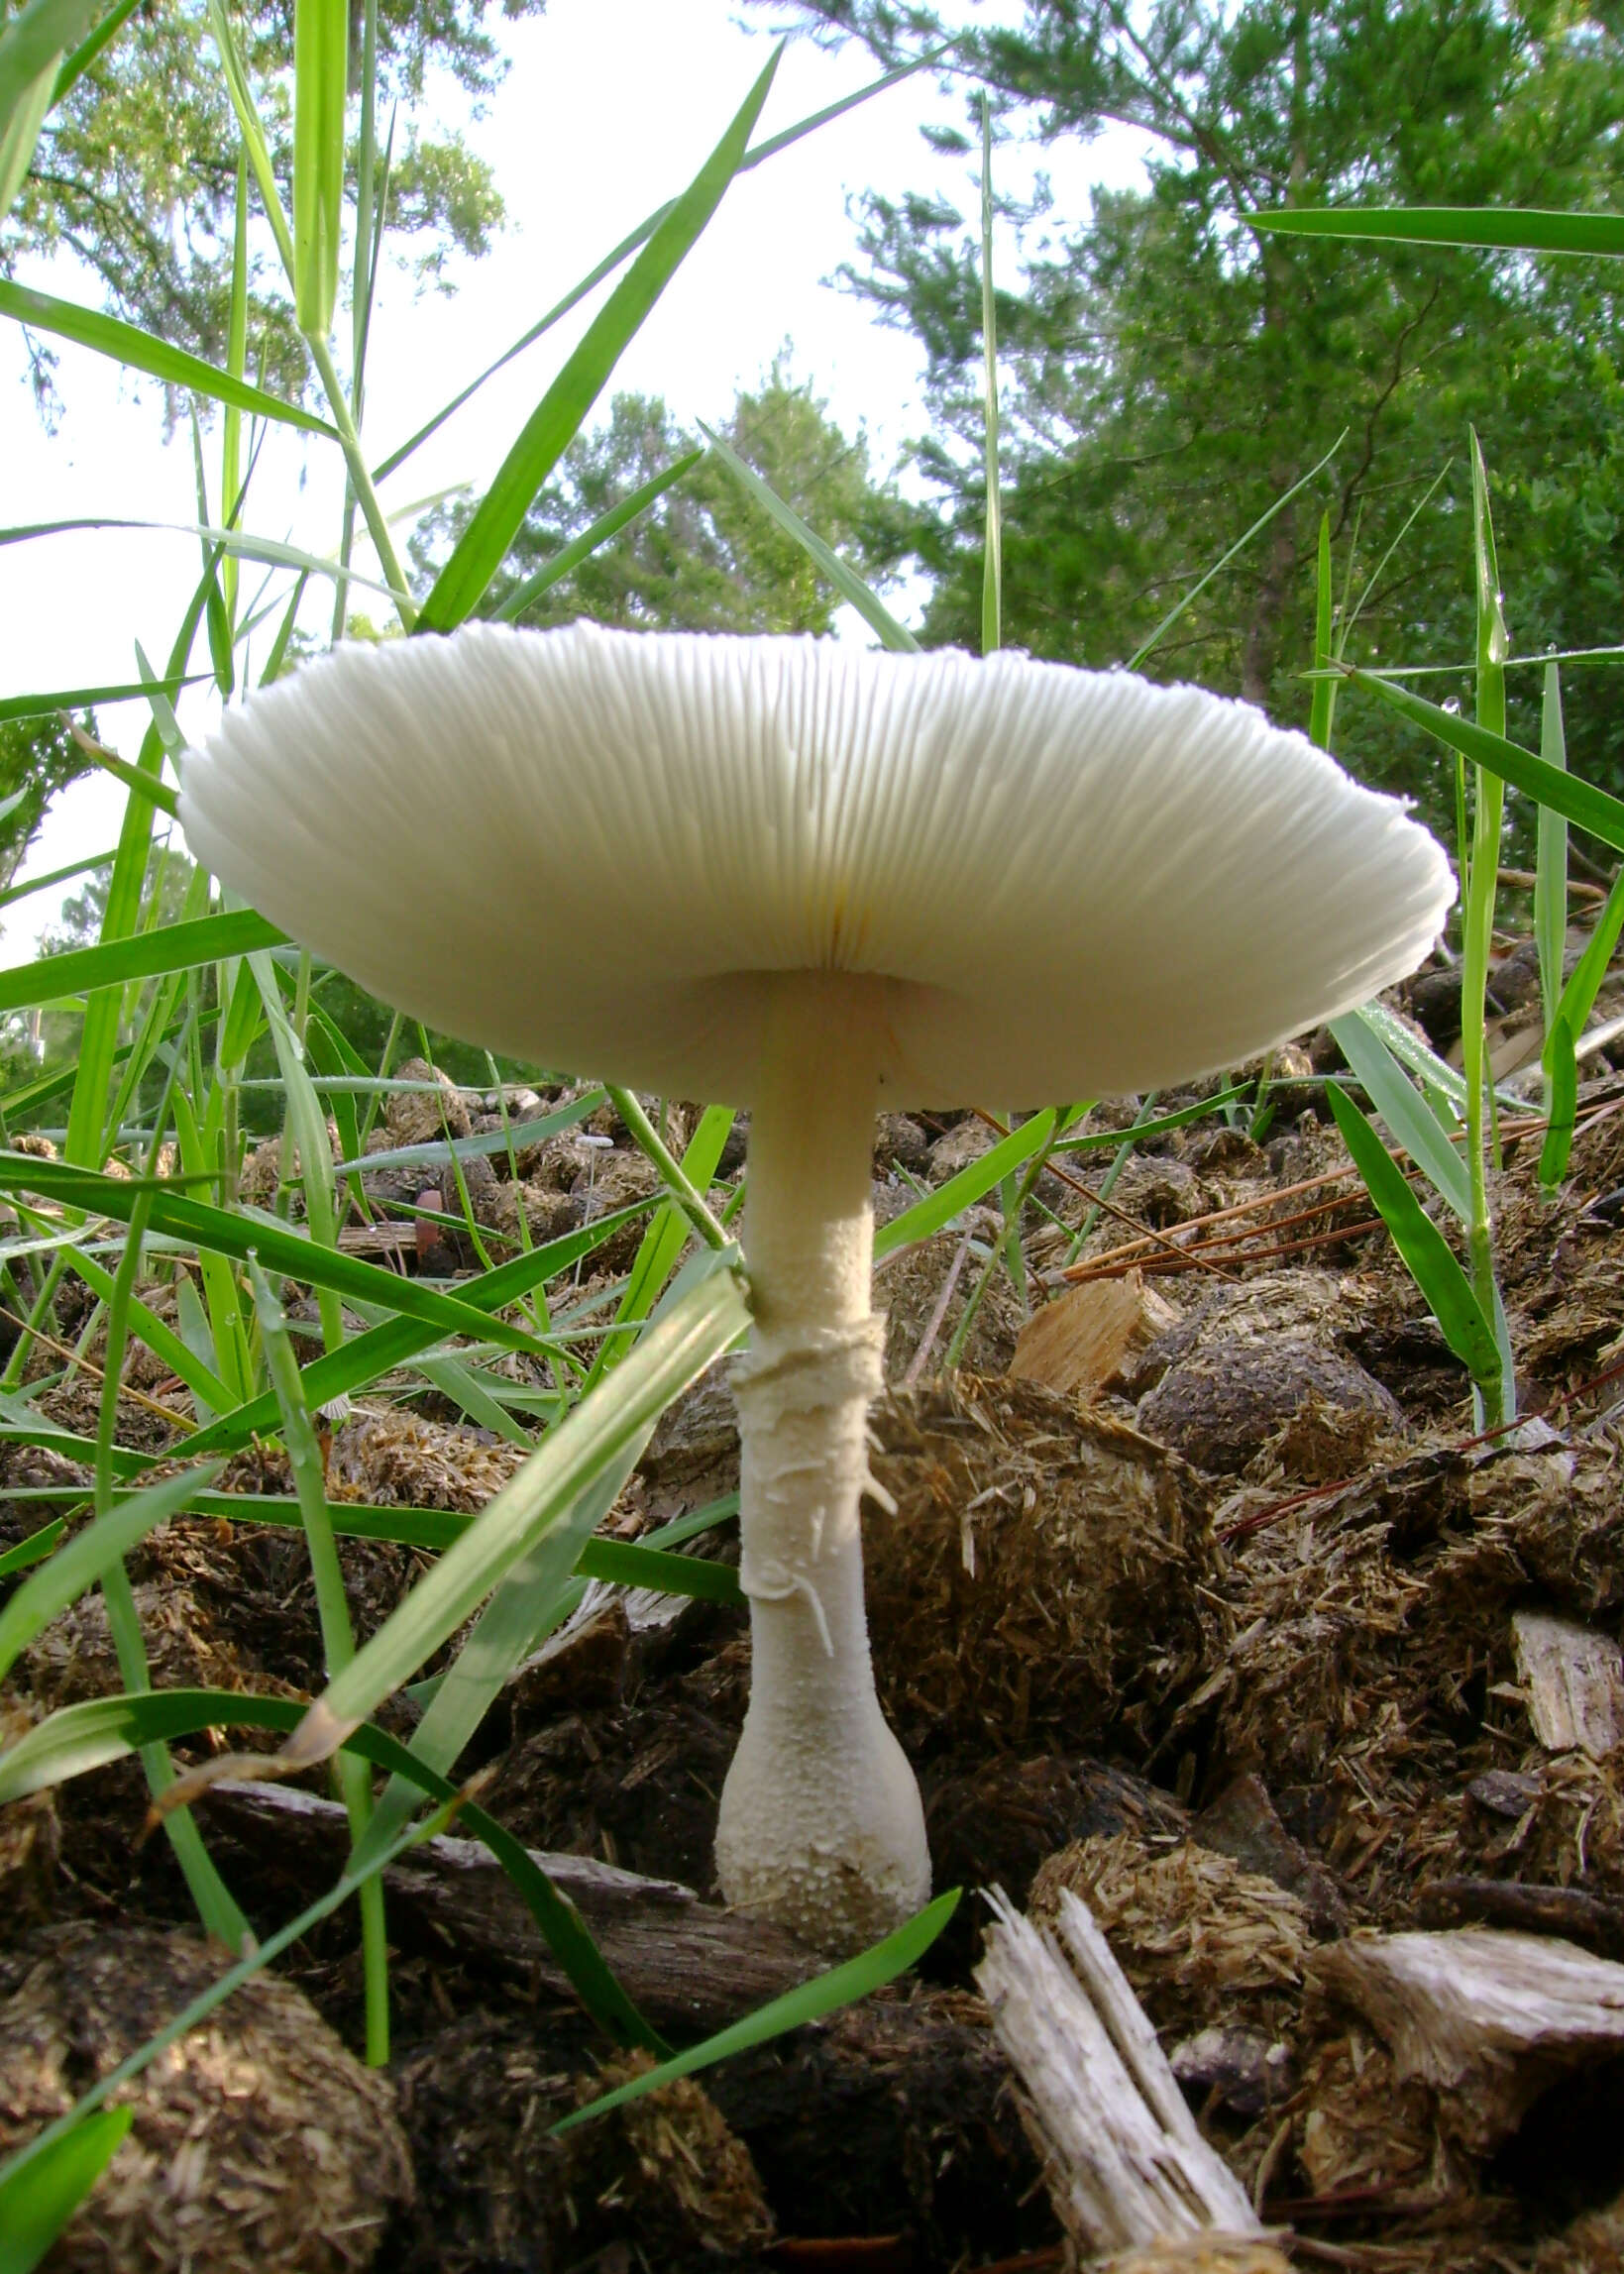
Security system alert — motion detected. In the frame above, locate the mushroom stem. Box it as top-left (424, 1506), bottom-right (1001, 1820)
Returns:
top-left (715, 973), bottom-right (930, 1953)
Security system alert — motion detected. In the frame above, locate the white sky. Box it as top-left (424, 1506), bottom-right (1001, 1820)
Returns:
top-left (0, 0), bottom-right (1154, 954)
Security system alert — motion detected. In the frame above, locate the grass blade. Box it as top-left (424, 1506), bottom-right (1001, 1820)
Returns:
top-left (62, 558), bottom-right (215, 1167)
top-left (875, 1112), bottom-right (1057, 1261)
top-left (1327, 1084), bottom-right (1500, 1388)
top-left (700, 420), bottom-right (918, 652)
top-left (552, 1890), bottom-right (961, 2134)
top-left (493, 451), bottom-right (704, 623)
top-left (275, 1267), bottom-right (749, 1766)
top-left (1535, 662), bottom-right (1570, 1030)
top-left (249, 949), bottom-right (344, 1352)
top-left (1, 515), bottom-right (402, 601)
top-left (1459, 430), bottom-right (1509, 1422)
top-left (1328, 1011), bottom-right (1468, 1220)
top-left (1126, 434), bottom-right (1345, 672)
top-left (980, 92), bottom-right (1000, 658)
top-left (0, 910), bottom-right (285, 1014)
top-left (60, 1245), bottom-right (233, 1417)
top-left (356, 1434), bottom-right (647, 1867)
top-left (0, 1522), bottom-right (65, 1577)
top-left (0, 677), bottom-right (199, 724)
top-left (0, 52), bottom-right (54, 219)
top-left (1539, 1015), bottom-right (1579, 1191)
top-left (0, 1685), bottom-right (661, 2062)
top-left (0, 281), bottom-right (339, 436)
top-left (1552, 865), bottom-right (1624, 1049)
top-left (0, 1156), bottom-right (547, 1355)
top-left (0, 1485), bottom-right (743, 1596)
top-left (0, 2108), bottom-right (133, 2274)
top-left (1251, 206), bottom-right (1624, 260)
top-left (292, 0), bottom-right (347, 339)
top-left (49, 0), bottom-right (136, 100)
top-left (372, 48), bottom-right (944, 486)
top-left (338, 1087), bottom-right (605, 1175)
top-left (1346, 666), bottom-right (1624, 851)
top-left (418, 50), bottom-right (782, 633)
top-left (586, 1102), bottom-right (735, 1386)
top-left (179, 1200), bottom-right (653, 1456)
top-left (1309, 509), bottom-right (1337, 751)
top-left (249, 1256), bottom-right (387, 2060)
top-left (1536, 662), bottom-right (1570, 1187)
top-left (91, 1192), bottom-right (249, 1950)
top-left (1539, 863), bottom-right (1624, 1189)
top-left (204, 0), bottom-right (295, 278)
top-left (0, 1462), bottom-right (223, 1682)
top-left (0, 0), bottom-right (95, 143)
top-left (221, 149), bottom-right (249, 620)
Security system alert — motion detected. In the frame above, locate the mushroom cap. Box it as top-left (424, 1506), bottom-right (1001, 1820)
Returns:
top-left (180, 623), bottom-right (1454, 1109)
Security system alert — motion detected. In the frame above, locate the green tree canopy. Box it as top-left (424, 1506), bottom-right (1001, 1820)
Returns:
top-left (3, 0), bottom-right (537, 415)
top-left (413, 359), bottom-right (913, 634)
top-left (764, 0), bottom-right (1624, 827)
top-left (0, 711), bottom-right (94, 891)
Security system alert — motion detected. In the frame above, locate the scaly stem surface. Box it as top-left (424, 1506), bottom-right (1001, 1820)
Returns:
top-left (715, 973), bottom-right (929, 1952)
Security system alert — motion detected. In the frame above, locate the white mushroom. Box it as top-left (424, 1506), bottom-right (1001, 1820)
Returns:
top-left (180, 622), bottom-right (1454, 1954)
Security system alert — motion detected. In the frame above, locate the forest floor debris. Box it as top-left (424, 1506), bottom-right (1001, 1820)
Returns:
top-left (7, 1011), bottom-right (1624, 2267)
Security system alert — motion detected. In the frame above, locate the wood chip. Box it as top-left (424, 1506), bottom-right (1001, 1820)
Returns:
top-left (1009, 1270), bottom-right (1180, 1401)
top-left (1512, 1609), bottom-right (1624, 1758)
top-left (1309, 1926), bottom-right (1624, 2152)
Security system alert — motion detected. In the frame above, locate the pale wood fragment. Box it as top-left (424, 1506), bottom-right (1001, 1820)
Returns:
top-left (1097, 2247), bottom-right (1292, 2273)
top-left (975, 1889), bottom-right (1281, 2264)
top-left (1309, 1926), bottom-right (1624, 2153)
top-left (1512, 1609), bottom-right (1624, 1758)
top-left (1009, 1271), bottom-right (1180, 1401)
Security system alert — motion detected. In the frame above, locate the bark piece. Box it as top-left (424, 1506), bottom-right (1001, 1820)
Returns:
top-left (1512, 1609), bottom-right (1624, 1759)
top-left (206, 1780), bottom-right (818, 2033)
top-left (1191, 1773), bottom-right (1349, 1939)
top-left (1010, 1272), bottom-right (1182, 1402)
top-left (975, 1888), bottom-right (1279, 2260)
top-left (1309, 1926), bottom-right (1624, 2153)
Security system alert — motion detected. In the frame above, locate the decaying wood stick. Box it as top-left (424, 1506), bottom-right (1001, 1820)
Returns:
top-left (975, 1888), bottom-right (1286, 2267)
top-left (1414, 1877), bottom-right (1624, 1960)
top-left (207, 1780), bottom-right (818, 2033)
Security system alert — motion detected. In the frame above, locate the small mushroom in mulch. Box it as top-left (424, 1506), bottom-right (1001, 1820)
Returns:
top-left (0, 1923), bottom-right (412, 2273)
top-left (182, 621), bottom-right (1452, 1953)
